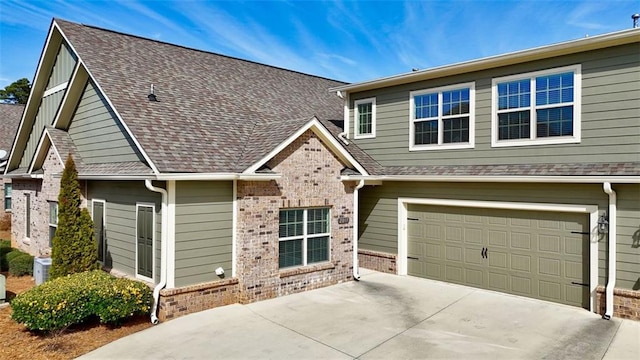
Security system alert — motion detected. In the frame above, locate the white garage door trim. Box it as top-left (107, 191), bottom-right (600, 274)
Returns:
top-left (397, 197), bottom-right (599, 313)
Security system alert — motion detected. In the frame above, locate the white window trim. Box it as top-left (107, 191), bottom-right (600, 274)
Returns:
top-left (491, 64), bottom-right (582, 147)
top-left (135, 203), bottom-right (155, 283)
top-left (24, 193), bottom-right (31, 243)
top-left (92, 199), bottom-right (107, 264)
top-left (279, 208), bottom-right (331, 268)
top-left (3, 183), bottom-right (11, 212)
top-left (397, 197), bottom-right (599, 313)
top-left (409, 82), bottom-right (475, 151)
top-left (354, 97), bottom-right (376, 139)
top-left (48, 201), bottom-right (58, 247)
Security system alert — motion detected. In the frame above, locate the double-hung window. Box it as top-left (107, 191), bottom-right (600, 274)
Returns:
top-left (354, 97), bottom-right (376, 139)
top-left (3, 183), bottom-right (11, 211)
top-left (410, 83), bottom-right (475, 150)
top-left (279, 208), bottom-right (330, 269)
top-left (49, 202), bottom-right (58, 247)
top-left (492, 65), bottom-right (581, 147)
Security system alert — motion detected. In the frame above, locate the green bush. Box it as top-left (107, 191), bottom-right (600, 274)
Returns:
top-left (50, 156), bottom-right (99, 279)
top-left (0, 240), bottom-right (13, 271)
top-left (8, 251), bottom-right (33, 276)
top-left (11, 270), bottom-right (152, 332)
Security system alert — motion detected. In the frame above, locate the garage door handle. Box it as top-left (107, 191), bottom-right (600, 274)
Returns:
top-left (481, 247), bottom-right (488, 259)
top-left (408, 256), bottom-right (419, 260)
top-left (570, 231), bottom-right (590, 235)
top-left (571, 282), bottom-right (589, 287)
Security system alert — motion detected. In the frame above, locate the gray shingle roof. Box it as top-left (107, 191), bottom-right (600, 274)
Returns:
top-left (0, 103), bottom-right (24, 160)
top-left (383, 163), bottom-right (640, 177)
top-left (56, 19), bottom-right (350, 174)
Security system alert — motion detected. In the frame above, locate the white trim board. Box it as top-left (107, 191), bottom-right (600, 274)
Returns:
top-left (396, 197), bottom-right (599, 313)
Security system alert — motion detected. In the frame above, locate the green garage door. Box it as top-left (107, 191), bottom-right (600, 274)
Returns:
top-left (407, 205), bottom-right (589, 308)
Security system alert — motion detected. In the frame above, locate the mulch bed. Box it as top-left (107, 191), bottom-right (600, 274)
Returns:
top-left (0, 272), bottom-right (153, 360)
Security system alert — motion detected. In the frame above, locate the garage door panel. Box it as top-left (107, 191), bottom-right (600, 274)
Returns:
top-left (488, 271), bottom-right (509, 291)
top-left (566, 284), bottom-right (587, 306)
top-left (565, 260), bottom-right (583, 280)
top-left (445, 264), bottom-right (464, 283)
top-left (539, 258), bottom-right (561, 277)
top-left (488, 230), bottom-right (507, 247)
top-left (564, 237), bottom-right (583, 256)
top-left (426, 263), bottom-right (442, 279)
top-left (539, 280), bottom-right (562, 302)
top-left (538, 235), bottom-right (561, 254)
top-left (446, 245), bottom-right (463, 262)
top-left (425, 243), bottom-right (441, 259)
top-left (408, 241), bottom-right (424, 258)
top-left (510, 217), bottom-right (532, 228)
top-left (538, 218), bottom-right (561, 230)
top-left (464, 247), bottom-right (484, 265)
top-left (511, 254), bottom-right (532, 273)
top-left (488, 250), bottom-right (508, 269)
top-left (511, 232), bottom-right (532, 250)
top-left (511, 275), bottom-right (532, 295)
top-left (465, 268), bottom-right (484, 286)
top-left (425, 224), bottom-right (441, 240)
top-left (446, 226), bottom-right (463, 242)
top-left (464, 228), bottom-right (483, 245)
top-left (408, 259), bottom-right (425, 277)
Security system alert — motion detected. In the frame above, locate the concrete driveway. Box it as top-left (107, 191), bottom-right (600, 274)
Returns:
top-left (79, 270), bottom-right (640, 359)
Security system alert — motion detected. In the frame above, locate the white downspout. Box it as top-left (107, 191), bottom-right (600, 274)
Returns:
top-left (145, 179), bottom-right (167, 324)
top-left (353, 180), bottom-right (365, 280)
top-left (337, 90), bottom-right (350, 145)
top-left (603, 182), bottom-right (616, 320)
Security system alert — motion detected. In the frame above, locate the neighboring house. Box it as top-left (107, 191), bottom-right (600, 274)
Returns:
top-left (332, 29), bottom-right (640, 320)
top-left (0, 103), bottom-right (24, 215)
top-left (3, 18), bottom-right (638, 322)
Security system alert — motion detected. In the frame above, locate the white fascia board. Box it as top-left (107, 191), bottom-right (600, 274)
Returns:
top-left (243, 117), bottom-right (369, 176)
top-left (56, 25), bottom-right (160, 176)
top-left (154, 173), bottom-right (281, 181)
top-left (5, 22), bottom-right (59, 174)
top-left (27, 129), bottom-right (59, 174)
top-left (330, 28), bottom-right (640, 94)
top-left (341, 175), bottom-right (640, 184)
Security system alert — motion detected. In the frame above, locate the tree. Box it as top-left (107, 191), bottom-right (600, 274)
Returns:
top-left (0, 78), bottom-right (31, 104)
top-left (50, 155), bottom-right (99, 279)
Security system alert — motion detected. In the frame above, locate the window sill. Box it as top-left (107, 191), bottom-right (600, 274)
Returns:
top-left (22, 238), bottom-right (31, 245)
top-left (409, 143), bottom-right (474, 151)
top-left (279, 262), bottom-right (335, 278)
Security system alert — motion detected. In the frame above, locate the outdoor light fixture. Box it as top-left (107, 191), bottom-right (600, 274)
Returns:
top-left (598, 212), bottom-right (609, 234)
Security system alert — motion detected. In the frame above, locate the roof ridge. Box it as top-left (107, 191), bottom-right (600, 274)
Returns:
top-left (53, 18), bottom-right (349, 85)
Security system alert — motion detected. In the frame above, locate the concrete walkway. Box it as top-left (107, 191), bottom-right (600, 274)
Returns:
top-left (79, 270), bottom-right (640, 359)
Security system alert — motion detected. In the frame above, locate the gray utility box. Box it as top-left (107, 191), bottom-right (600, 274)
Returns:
top-left (0, 274), bottom-right (5, 303)
top-left (34, 257), bottom-right (52, 285)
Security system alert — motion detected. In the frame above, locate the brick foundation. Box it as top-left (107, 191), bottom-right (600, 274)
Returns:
top-left (158, 278), bottom-right (240, 321)
top-left (358, 249), bottom-right (397, 274)
top-left (596, 286), bottom-right (640, 320)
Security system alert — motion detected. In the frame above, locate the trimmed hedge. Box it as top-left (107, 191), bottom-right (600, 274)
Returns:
top-left (11, 270), bottom-right (152, 332)
top-left (0, 240), bottom-right (14, 271)
top-left (8, 251), bottom-right (34, 276)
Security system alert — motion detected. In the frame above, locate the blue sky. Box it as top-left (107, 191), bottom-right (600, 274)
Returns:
top-left (0, 0), bottom-right (638, 89)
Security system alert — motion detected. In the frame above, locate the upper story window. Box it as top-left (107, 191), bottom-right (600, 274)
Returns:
top-left (279, 208), bottom-right (330, 269)
top-left (491, 65), bottom-right (581, 147)
top-left (3, 183), bottom-right (11, 211)
top-left (409, 83), bottom-right (475, 151)
top-left (354, 97), bottom-right (376, 139)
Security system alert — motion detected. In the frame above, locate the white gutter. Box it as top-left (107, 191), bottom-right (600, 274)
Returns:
top-left (340, 175), bottom-right (640, 184)
top-left (145, 180), bottom-right (167, 324)
top-left (352, 180), bottom-right (365, 280)
top-left (603, 182), bottom-right (617, 320)
top-left (155, 173), bottom-right (280, 181)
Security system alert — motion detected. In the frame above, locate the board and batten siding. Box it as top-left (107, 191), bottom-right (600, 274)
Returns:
top-left (18, 44), bottom-right (77, 168)
top-left (45, 43), bottom-right (76, 91)
top-left (68, 81), bottom-right (145, 164)
top-left (349, 43), bottom-right (640, 166)
top-left (174, 181), bottom-right (233, 288)
top-left (358, 182), bottom-right (640, 290)
top-left (88, 180), bottom-right (162, 282)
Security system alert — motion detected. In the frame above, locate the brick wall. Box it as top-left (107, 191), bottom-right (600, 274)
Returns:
top-left (596, 286), bottom-right (640, 320)
top-left (358, 249), bottom-right (397, 274)
top-left (158, 278), bottom-right (240, 321)
top-left (11, 148), bottom-right (79, 256)
top-left (236, 130), bottom-right (355, 304)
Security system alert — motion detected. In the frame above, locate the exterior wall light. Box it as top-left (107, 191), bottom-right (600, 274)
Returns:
top-left (598, 212), bottom-right (609, 234)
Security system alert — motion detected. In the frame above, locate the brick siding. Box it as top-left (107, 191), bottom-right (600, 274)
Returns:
top-left (236, 130), bottom-right (354, 304)
top-left (158, 278), bottom-right (240, 321)
top-left (596, 286), bottom-right (640, 320)
top-left (358, 249), bottom-right (397, 274)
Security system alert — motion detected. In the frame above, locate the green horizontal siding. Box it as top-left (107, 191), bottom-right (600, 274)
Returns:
top-left (350, 43), bottom-right (640, 166)
top-left (68, 81), bottom-right (145, 164)
top-left (174, 181), bottom-right (233, 287)
top-left (45, 43), bottom-right (76, 90)
top-left (88, 181), bottom-right (163, 282)
top-left (359, 182), bottom-right (640, 290)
